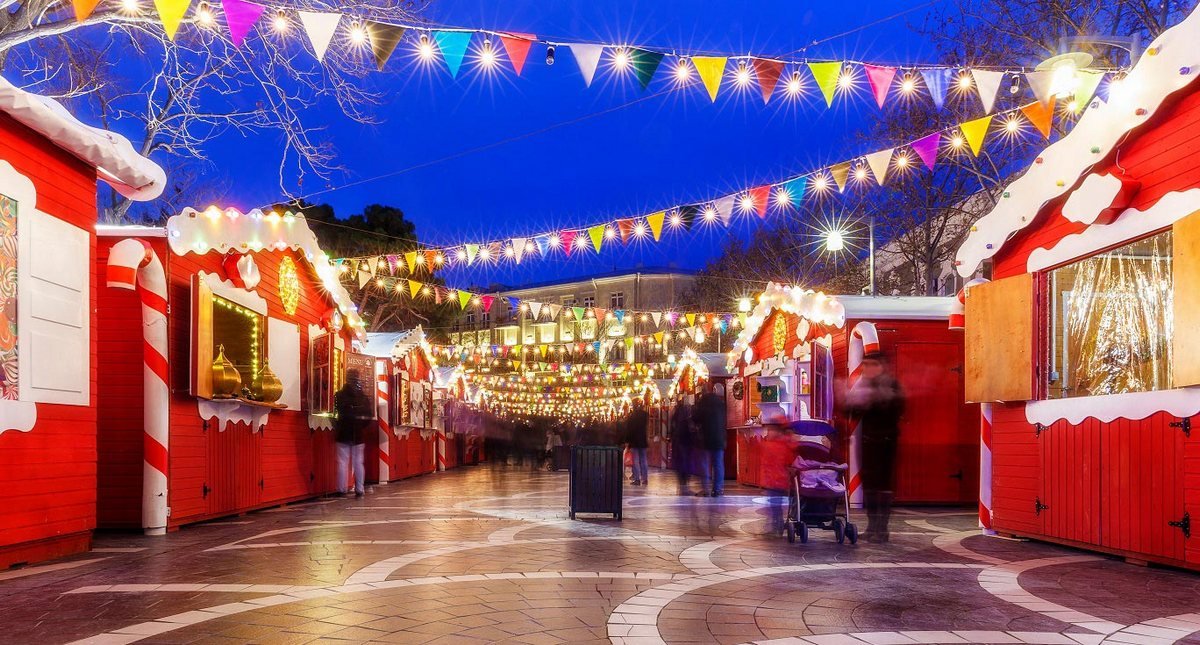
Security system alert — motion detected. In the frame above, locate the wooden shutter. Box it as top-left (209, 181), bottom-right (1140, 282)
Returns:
top-left (190, 275), bottom-right (214, 399)
top-left (965, 273), bottom-right (1034, 402)
top-left (1173, 209), bottom-right (1200, 387)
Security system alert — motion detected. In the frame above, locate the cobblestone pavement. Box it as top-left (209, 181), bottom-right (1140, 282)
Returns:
top-left (4, 466), bottom-right (1200, 645)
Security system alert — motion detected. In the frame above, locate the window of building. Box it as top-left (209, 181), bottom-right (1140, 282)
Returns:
top-left (466, 310), bottom-right (476, 325)
top-left (561, 296), bottom-right (576, 306)
top-left (582, 295), bottom-right (595, 308)
top-left (309, 332), bottom-right (344, 414)
top-left (559, 318), bottom-right (575, 342)
top-left (212, 295), bottom-right (265, 382)
top-left (537, 323), bottom-right (557, 343)
top-left (481, 310), bottom-right (490, 324)
top-left (1048, 230), bottom-right (1173, 399)
top-left (580, 318), bottom-right (597, 340)
top-left (610, 291), bottom-right (625, 309)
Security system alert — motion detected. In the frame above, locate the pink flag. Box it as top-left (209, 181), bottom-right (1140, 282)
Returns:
top-left (863, 64), bottom-right (896, 108)
top-left (911, 132), bottom-right (940, 170)
top-left (222, 0), bottom-right (266, 47)
top-left (481, 295), bottom-right (495, 312)
top-left (560, 230), bottom-right (577, 256)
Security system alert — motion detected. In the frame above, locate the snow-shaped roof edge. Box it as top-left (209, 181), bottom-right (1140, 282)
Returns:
top-left (955, 5), bottom-right (1200, 276)
top-left (0, 76), bottom-right (165, 201)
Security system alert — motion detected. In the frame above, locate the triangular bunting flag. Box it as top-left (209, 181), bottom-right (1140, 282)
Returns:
top-left (587, 224), bottom-right (605, 252)
top-left (668, 311), bottom-right (679, 327)
top-left (713, 195), bottom-right (736, 225)
top-left (654, 332), bottom-right (665, 344)
top-left (506, 297), bottom-right (519, 313)
top-left (408, 280), bottom-right (422, 298)
top-left (404, 251), bottom-right (417, 273)
top-left (297, 11), bottom-right (340, 61)
top-left (385, 255), bottom-right (398, 274)
top-left (616, 219), bottom-right (635, 242)
top-left (781, 177), bottom-right (806, 206)
top-left (539, 345), bottom-right (548, 358)
top-left (1021, 100), bottom-right (1054, 138)
top-left (457, 290), bottom-right (472, 310)
top-left (865, 148), bottom-right (893, 185)
top-left (911, 132), bottom-right (940, 170)
top-left (1073, 71), bottom-right (1104, 111)
top-left (677, 205), bottom-right (698, 230)
top-left (829, 162), bottom-right (851, 192)
top-left (424, 250), bottom-right (437, 267)
top-left (434, 30), bottom-right (472, 78)
top-left (960, 115), bottom-right (992, 156)
top-left (72, 0), bottom-right (102, 21)
top-left (560, 230), bottom-right (577, 256)
top-left (465, 244), bottom-right (479, 264)
top-left (529, 302), bottom-right (543, 319)
top-left (614, 310), bottom-right (626, 324)
top-left (650, 311), bottom-right (663, 327)
top-left (920, 68), bottom-right (952, 109)
top-left (630, 48), bottom-right (664, 90)
top-left (547, 303), bottom-right (562, 320)
top-left (357, 270), bottom-right (370, 288)
top-left (481, 295), bottom-right (495, 312)
top-left (534, 235), bottom-right (550, 256)
top-left (863, 64), bottom-right (896, 108)
top-left (366, 22), bottom-right (406, 71)
top-left (569, 44), bottom-right (605, 87)
top-left (971, 69), bottom-right (1005, 113)
top-left (692, 56), bottom-right (727, 102)
top-left (499, 35), bottom-right (534, 75)
top-left (738, 312), bottom-right (747, 328)
top-left (221, 0), bottom-right (264, 47)
top-left (807, 61), bottom-right (842, 107)
top-left (1025, 70), bottom-right (1056, 106)
top-left (748, 185), bottom-right (771, 217)
top-left (154, 0), bottom-right (192, 40)
top-left (646, 211), bottom-right (665, 241)
top-left (752, 58), bottom-right (785, 103)
top-left (594, 307), bottom-right (607, 323)
top-left (685, 313), bottom-right (696, 327)
top-left (511, 238), bottom-right (527, 263)
top-left (572, 306), bottom-right (585, 321)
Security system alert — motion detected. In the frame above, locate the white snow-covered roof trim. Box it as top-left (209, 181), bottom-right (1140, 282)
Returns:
top-left (165, 206), bottom-right (365, 338)
top-left (0, 76), bottom-right (165, 201)
top-left (955, 6), bottom-right (1200, 277)
top-left (837, 296), bottom-right (955, 320)
top-left (727, 282), bottom-right (846, 370)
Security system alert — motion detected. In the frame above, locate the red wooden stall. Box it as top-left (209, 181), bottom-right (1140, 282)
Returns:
top-left (0, 81), bottom-right (164, 567)
top-left (95, 207), bottom-right (364, 533)
top-left (362, 329), bottom-right (438, 483)
top-left (728, 284), bottom-right (977, 505)
top-left (955, 9), bottom-right (1200, 570)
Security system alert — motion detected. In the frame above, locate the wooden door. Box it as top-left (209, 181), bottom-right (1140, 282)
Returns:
top-left (207, 424), bottom-right (237, 515)
top-left (1099, 412), bottom-right (1188, 563)
top-left (168, 418), bottom-right (209, 523)
top-left (990, 405), bottom-right (1043, 536)
top-left (233, 428), bottom-right (262, 511)
top-left (893, 342), bottom-right (972, 503)
top-left (1039, 420), bottom-right (1101, 545)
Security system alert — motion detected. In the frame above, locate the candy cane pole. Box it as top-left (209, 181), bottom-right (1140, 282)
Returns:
top-left (106, 239), bottom-right (169, 535)
top-left (436, 395), bottom-right (447, 472)
top-left (949, 278), bottom-right (990, 532)
top-left (376, 360), bottom-right (390, 484)
top-left (846, 321), bottom-right (879, 508)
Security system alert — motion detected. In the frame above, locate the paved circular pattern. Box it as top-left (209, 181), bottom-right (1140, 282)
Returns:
top-left (1, 467), bottom-right (1198, 644)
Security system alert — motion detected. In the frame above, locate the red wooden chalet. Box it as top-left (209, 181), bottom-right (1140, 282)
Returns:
top-left (95, 207), bottom-right (365, 534)
top-left (362, 328), bottom-right (438, 483)
top-left (955, 6), bottom-right (1200, 569)
top-left (0, 78), bottom-right (164, 568)
top-left (729, 284), bottom-right (977, 505)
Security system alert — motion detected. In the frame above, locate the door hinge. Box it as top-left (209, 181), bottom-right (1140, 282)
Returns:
top-left (1035, 423), bottom-right (1047, 437)
top-left (259, 478), bottom-right (265, 490)
top-left (1169, 417), bottom-right (1191, 438)
top-left (949, 469), bottom-right (964, 480)
top-left (1035, 497), bottom-right (1048, 516)
top-left (202, 483), bottom-right (210, 499)
top-left (1169, 512), bottom-right (1191, 539)
top-left (202, 419), bottom-right (209, 432)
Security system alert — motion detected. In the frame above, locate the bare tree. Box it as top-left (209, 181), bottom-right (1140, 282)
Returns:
top-left (2, 0), bottom-right (426, 222)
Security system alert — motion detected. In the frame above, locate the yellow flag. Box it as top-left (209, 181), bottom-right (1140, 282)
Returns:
top-left (807, 61), bottom-right (842, 107)
top-left (404, 251), bottom-right (417, 273)
top-left (154, 0), bottom-right (191, 40)
top-left (692, 57), bottom-right (727, 102)
top-left (587, 224), bottom-right (605, 252)
top-left (960, 115), bottom-right (992, 156)
top-left (829, 162), bottom-right (852, 192)
top-left (408, 280), bottom-right (422, 298)
top-left (646, 211), bottom-right (666, 241)
top-left (685, 313), bottom-right (696, 327)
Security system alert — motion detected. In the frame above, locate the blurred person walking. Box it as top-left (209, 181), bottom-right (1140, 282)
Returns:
top-left (625, 400), bottom-right (650, 485)
top-left (695, 384), bottom-right (728, 497)
top-left (845, 352), bottom-right (905, 542)
top-left (670, 398), bottom-right (697, 495)
top-left (334, 372), bottom-right (372, 498)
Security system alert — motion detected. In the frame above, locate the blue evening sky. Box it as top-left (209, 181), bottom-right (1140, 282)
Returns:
top-left (206, 0), bottom-right (946, 288)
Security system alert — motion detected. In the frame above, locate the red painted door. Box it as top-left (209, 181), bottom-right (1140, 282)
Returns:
top-left (1099, 413), bottom-right (1188, 563)
top-left (233, 428), bottom-right (262, 511)
top-left (1039, 419), bottom-right (1101, 546)
top-left (893, 342), bottom-right (972, 504)
top-left (311, 431), bottom-right (337, 494)
top-left (207, 425), bottom-right (237, 516)
top-left (990, 404), bottom-right (1043, 536)
top-left (168, 418), bottom-right (209, 523)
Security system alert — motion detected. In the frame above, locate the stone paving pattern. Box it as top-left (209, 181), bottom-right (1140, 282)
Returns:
top-left (2, 467), bottom-right (1200, 644)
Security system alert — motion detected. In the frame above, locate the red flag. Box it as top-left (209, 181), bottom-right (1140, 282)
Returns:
top-left (749, 185), bottom-right (771, 217)
top-left (500, 34), bottom-right (535, 75)
top-left (752, 58), bottom-right (785, 103)
top-left (481, 295), bottom-right (495, 312)
top-left (617, 219), bottom-right (635, 242)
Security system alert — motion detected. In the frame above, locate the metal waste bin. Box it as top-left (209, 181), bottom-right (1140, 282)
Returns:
top-left (569, 446), bottom-right (622, 519)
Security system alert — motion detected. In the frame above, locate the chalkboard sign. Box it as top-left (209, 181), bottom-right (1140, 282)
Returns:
top-left (344, 353), bottom-right (376, 413)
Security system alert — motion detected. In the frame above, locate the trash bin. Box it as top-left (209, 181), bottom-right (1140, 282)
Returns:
top-left (550, 445), bottom-right (571, 471)
top-left (569, 446), bottom-right (622, 520)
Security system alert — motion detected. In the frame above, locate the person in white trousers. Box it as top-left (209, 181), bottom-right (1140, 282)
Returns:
top-left (334, 373), bottom-right (371, 497)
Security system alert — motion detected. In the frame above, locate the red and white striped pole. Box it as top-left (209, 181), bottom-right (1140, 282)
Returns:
top-left (436, 399), bottom-right (447, 472)
top-left (376, 360), bottom-right (391, 483)
top-left (950, 278), bottom-right (992, 533)
top-left (106, 239), bottom-right (169, 536)
top-left (846, 321), bottom-right (879, 508)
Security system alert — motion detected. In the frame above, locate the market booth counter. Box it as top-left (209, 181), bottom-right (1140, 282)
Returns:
top-left (0, 77), bottom-right (165, 567)
top-left (729, 284), bottom-right (977, 505)
top-left (954, 6), bottom-right (1200, 571)
top-left (95, 207), bottom-right (365, 533)
top-left (362, 329), bottom-right (438, 483)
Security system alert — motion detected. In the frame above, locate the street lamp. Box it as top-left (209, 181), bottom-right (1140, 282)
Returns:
top-left (738, 297), bottom-right (752, 313)
top-left (824, 229), bottom-right (846, 252)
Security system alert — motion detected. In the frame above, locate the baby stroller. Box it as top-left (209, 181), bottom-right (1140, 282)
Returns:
top-left (784, 419), bottom-right (858, 545)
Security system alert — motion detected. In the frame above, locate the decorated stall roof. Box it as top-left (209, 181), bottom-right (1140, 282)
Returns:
top-left (728, 282), bottom-right (845, 369)
top-left (955, 5), bottom-right (1200, 276)
top-left (0, 76), bottom-right (165, 201)
top-left (164, 206), bottom-right (366, 338)
top-left (837, 295), bottom-right (955, 320)
top-left (669, 350), bottom-right (732, 398)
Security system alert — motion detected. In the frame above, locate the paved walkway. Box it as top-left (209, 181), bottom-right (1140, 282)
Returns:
top-left (4, 467), bottom-right (1200, 644)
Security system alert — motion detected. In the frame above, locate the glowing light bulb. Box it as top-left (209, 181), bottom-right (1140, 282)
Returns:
top-left (825, 230), bottom-right (845, 252)
top-left (435, 253), bottom-right (445, 265)
top-left (549, 234), bottom-right (561, 248)
top-left (604, 226), bottom-right (616, 240)
top-left (121, 0), bottom-right (140, 13)
top-left (196, 2), bottom-right (214, 26)
top-left (669, 213), bottom-right (682, 227)
top-left (479, 38), bottom-right (497, 69)
top-left (957, 73), bottom-right (973, 90)
top-left (375, 278), bottom-right (385, 287)
top-left (854, 165), bottom-right (867, 181)
top-left (813, 175), bottom-right (829, 191)
top-left (271, 10), bottom-right (288, 32)
top-left (900, 75), bottom-right (917, 94)
top-left (633, 222), bottom-right (647, 237)
top-left (674, 58), bottom-right (692, 82)
top-left (504, 245), bottom-right (515, 258)
top-left (702, 206), bottom-right (717, 222)
top-left (896, 154), bottom-right (910, 168)
top-left (951, 135), bottom-right (965, 149)
top-left (1005, 117), bottom-right (1020, 132)
top-left (349, 21), bottom-right (367, 45)
top-left (418, 34), bottom-right (435, 61)
top-left (837, 71), bottom-right (853, 89)
top-left (739, 194), bottom-right (755, 212)
top-left (613, 48), bottom-right (631, 70)
top-left (575, 235), bottom-right (589, 249)
top-left (785, 72), bottom-right (803, 97)
top-left (734, 62), bottom-right (751, 87)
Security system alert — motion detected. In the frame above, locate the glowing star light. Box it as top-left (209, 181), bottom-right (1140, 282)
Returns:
top-left (738, 194), bottom-right (755, 213)
top-left (418, 34), bottom-right (435, 61)
top-left (785, 72), bottom-right (803, 97)
top-left (478, 39), bottom-right (497, 69)
top-left (674, 58), bottom-right (692, 83)
top-left (349, 21), bottom-right (367, 45)
top-left (734, 62), bottom-right (752, 88)
top-left (900, 75), bottom-right (917, 94)
top-left (613, 48), bottom-right (631, 71)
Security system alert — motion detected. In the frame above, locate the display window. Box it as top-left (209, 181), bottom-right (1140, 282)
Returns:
top-left (308, 332), bottom-right (344, 413)
top-left (809, 341), bottom-right (833, 421)
top-left (191, 274), bottom-right (268, 400)
top-left (0, 195), bottom-right (16, 400)
top-left (1047, 230), bottom-right (1173, 398)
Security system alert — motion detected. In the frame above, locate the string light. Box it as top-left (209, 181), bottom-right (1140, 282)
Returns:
top-left (734, 62), bottom-right (752, 88)
top-left (479, 38), bottom-right (497, 69)
top-left (120, 0), bottom-right (140, 14)
top-left (900, 75), bottom-right (917, 94)
top-left (418, 34), bottom-right (435, 61)
top-left (545, 45), bottom-right (556, 65)
top-left (702, 205), bottom-right (718, 222)
top-left (271, 9), bottom-right (288, 33)
top-left (951, 134), bottom-right (965, 149)
top-left (774, 187), bottom-right (792, 207)
top-left (956, 73), bottom-right (973, 90)
top-left (196, 2), bottom-right (214, 26)
top-left (854, 165), bottom-right (868, 181)
top-left (785, 72), bottom-right (803, 97)
top-left (613, 47), bottom-right (631, 71)
top-left (674, 57), bottom-right (692, 83)
top-left (1005, 116), bottom-right (1021, 132)
top-left (738, 194), bottom-right (755, 213)
top-left (604, 226), bottom-right (616, 240)
top-left (349, 21), bottom-right (367, 45)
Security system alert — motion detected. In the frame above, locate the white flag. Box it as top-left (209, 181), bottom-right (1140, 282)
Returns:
top-left (865, 148), bottom-right (893, 186)
top-left (298, 11), bottom-right (341, 62)
top-left (971, 69), bottom-right (1004, 114)
top-left (570, 44), bottom-right (605, 87)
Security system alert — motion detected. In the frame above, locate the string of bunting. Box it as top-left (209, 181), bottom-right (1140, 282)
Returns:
top-left (336, 96), bottom-right (1085, 273)
top-left (75, 0), bottom-right (1116, 110)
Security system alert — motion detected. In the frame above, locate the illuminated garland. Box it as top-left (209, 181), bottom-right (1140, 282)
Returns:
top-left (335, 99), bottom-right (1083, 271)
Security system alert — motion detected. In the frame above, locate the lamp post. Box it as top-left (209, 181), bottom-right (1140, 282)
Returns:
top-left (823, 217), bottom-right (875, 295)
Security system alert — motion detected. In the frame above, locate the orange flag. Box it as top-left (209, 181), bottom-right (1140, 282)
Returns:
top-left (1021, 101), bottom-right (1055, 139)
top-left (72, 0), bottom-right (101, 21)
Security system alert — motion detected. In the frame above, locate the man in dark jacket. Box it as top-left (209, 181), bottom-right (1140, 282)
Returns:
top-left (334, 372), bottom-right (373, 497)
top-left (670, 400), bottom-right (696, 495)
top-left (625, 400), bottom-right (650, 485)
top-left (845, 352), bottom-right (905, 542)
top-left (695, 384), bottom-right (728, 497)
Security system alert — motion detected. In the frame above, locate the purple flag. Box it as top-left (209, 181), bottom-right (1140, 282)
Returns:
top-left (911, 132), bottom-right (941, 170)
top-left (222, 0), bottom-right (265, 48)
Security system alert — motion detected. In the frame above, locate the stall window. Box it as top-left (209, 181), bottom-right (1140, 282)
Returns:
top-left (0, 195), bottom-right (16, 400)
top-left (810, 342), bottom-right (833, 421)
top-left (308, 332), bottom-right (344, 413)
top-left (1048, 230), bottom-right (1173, 398)
top-left (212, 296), bottom-right (265, 382)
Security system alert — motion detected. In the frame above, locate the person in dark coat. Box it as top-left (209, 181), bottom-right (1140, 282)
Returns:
top-left (695, 384), bottom-right (728, 497)
top-left (845, 352), bottom-right (905, 542)
top-left (670, 400), bottom-right (697, 495)
top-left (625, 400), bottom-right (650, 486)
top-left (334, 372), bottom-right (373, 497)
